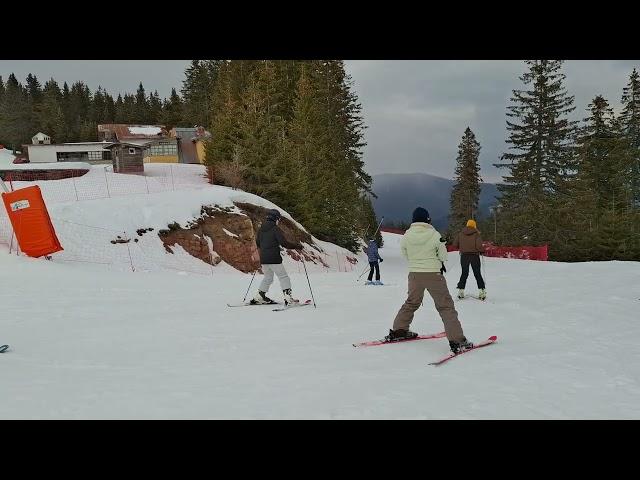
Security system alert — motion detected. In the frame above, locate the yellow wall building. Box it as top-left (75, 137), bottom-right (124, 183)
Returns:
top-left (143, 140), bottom-right (179, 164)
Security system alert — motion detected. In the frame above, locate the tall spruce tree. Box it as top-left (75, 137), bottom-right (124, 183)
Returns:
top-left (235, 60), bottom-right (287, 198)
top-left (149, 90), bottom-right (163, 124)
top-left (565, 95), bottom-right (635, 261)
top-left (181, 60), bottom-right (222, 127)
top-left (0, 74), bottom-right (30, 151)
top-left (114, 94), bottom-right (125, 123)
top-left (494, 60), bottom-right (578, 246)
top-left (39, 78), bottom-right (66, 143)
top-left (25, 73), bottom-right (43, 136)
top-left (203, 60), bottom-right (370, 251)
top-left (91, 86), bottom-right (106, 125)
top-left (161, 88), bottom-right (184, 130)
top-left (448, 127), bottom-right (483, 236)
top-left (134, 82), bottom-right (149, 123)
top-left (205, 64), bottom-right (235, 183)
top-left (103, 92), bottom-right (116, 123)
top-left (620, 68), bottom-right (640, 207)
top-left (122, 94), bottom-right (136, 123)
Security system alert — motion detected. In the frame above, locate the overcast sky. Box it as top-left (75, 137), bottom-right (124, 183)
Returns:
top-left (2, 60), bottom-right (639, 182)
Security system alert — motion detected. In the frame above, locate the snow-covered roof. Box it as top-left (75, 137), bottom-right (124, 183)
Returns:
top-left (128, 126), bottom-right (162, 136)
top-left (98, 124), bottom-right (168, 141)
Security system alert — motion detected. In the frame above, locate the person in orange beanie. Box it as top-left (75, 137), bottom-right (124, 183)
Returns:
top-left (452, 219), bottom-right (486, 300)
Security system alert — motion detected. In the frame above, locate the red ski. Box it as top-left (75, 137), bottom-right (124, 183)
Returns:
top-left (353, 332), bottom-right (446, 348)
top-left (428, 336), bottom-right (497, 366)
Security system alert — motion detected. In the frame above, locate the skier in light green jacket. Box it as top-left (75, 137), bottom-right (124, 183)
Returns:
top-left (386, 207), bottom-right (473, 354)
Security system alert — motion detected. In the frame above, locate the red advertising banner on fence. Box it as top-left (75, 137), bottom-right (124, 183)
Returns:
top-left (447, 242), bottom-right (548, 261)
top-left (380, 227), bottom-right (406, 235)
top-left (381, 227), bottom-right (548, 261)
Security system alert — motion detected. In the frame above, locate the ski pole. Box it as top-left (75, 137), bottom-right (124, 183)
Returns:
top-left (243, 271), bottom-right (257, 302)
top-left (372, 215), bottom-right (385, 238)
top-left (301, 257), bottom-right (317, 308)
top-left (357, 263), bottom-right (371, 281)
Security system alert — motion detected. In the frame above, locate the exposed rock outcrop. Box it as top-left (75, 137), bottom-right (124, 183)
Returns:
top-left (155, 203), bottom-right (346, 273)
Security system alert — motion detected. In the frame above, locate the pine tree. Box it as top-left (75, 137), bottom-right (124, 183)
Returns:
top-left (563, 95), bottom-right (636, 261)
top-left (39, 78), bottom-right (67, 143)
top-left (91, 86), bottom-right (106, 125)
top-left (134, 82), bottom-right (149, 123)
top-left (202, 60), bottom-right (370, 252)
top-left (236, 60), bottom-right (287, 198)
top-left (0, 74), bottom-right (30, 151)
top-left (358, 194), bottom-right (383, 247)
top-left (281, 63), bottom-right (327, 224)
top-left (24, 73), bottom-right (44, 138)
top-left (61, 81), bottom-right (92, 140)
top-left (161, 88), bottom-right (184, 130)
top-left (448, 127), bottom-right (483, 236)
top-left (205, 62), bottom-right (242, 184)
top-left (282, 61), bottom-right (368, 250)
top-left (114, 94), bottom-right (125, 123)
top-left (620, 68), bottom-right (640, 207)
top-left (25, 73), bottom-right (42, 103)
top-left (103, 92), bottom-right (116, 123)
top-left (122, 94), bottom-right (136, 123)
top-left (181, 60), bottom-right (223, 127)
top-left (315, 60), bottom-right (370, 250)
top-left (149, 90), bottom-right (163, 124)
top-left (494, 60), bottom-right (578, 246)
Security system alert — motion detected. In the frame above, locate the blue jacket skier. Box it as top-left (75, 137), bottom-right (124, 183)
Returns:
top-left (366, 239), bottom-right (383, 284)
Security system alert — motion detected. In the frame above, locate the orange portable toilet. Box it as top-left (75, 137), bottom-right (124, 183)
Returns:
top-left (1, 185), bottom-right (63, 258)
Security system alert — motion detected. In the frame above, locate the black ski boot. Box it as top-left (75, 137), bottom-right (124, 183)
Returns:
top-left (250, 290), bottom-right (274, 305)
top-left (449, 337), bottom-right (474, 354)
top-left (384, 329), bottom-right (419, 342)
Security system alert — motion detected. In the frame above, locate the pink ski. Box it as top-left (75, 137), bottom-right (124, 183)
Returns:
top-left (353, 331), bottom-right (447, 348)
top-left (428, 335), bottom-right (498, 366)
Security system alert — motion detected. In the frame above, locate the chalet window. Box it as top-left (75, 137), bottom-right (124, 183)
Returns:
top-left (129, 148), bottom-right (136, 155)
top-left (149, 141), bottom-right (177, 156)
top-left (57, 151), bottom-right (89, 162)
top-left (87, 151), bottom-right (106, 161)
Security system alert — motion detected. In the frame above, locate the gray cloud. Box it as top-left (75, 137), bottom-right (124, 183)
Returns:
top-left (2, 60), bottom-right (638, 184)
top-left (345, 60), bottom-right (640, 183)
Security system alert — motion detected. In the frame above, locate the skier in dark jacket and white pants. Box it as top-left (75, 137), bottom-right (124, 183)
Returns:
top-left (251, 209), bottom-right (303, 305)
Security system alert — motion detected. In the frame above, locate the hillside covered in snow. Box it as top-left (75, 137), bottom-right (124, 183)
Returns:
top-left (1, 224), bottom-right (639, 418)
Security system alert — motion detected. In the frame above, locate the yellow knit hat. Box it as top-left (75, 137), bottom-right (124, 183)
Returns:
top-left (466, 219), bottom-right (477, 229)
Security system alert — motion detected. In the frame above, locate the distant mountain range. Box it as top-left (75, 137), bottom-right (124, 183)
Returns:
top-left (371, 173), bottom-right (501, 231)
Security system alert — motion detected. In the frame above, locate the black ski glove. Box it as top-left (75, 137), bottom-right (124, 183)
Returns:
top-left (379, 258), bottom-right (383, 263)
top-left (440, 262), bottom-right (446, 274)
